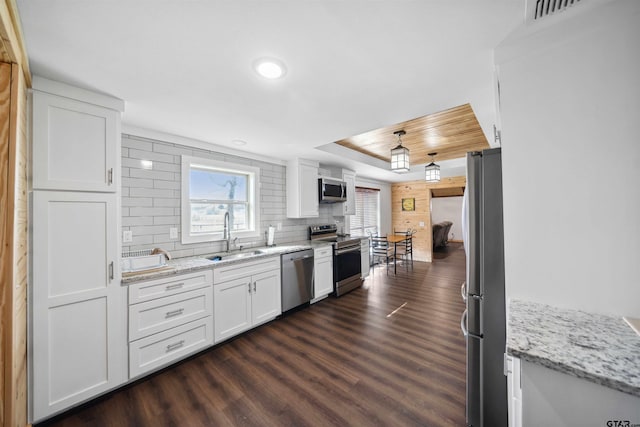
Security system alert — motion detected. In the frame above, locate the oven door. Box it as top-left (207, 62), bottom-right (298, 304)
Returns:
top-left (334, 245), bottom-right (362, 296)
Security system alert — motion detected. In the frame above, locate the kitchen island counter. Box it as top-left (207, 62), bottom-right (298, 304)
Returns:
top-left (507, 299), bottom-right (640, 397)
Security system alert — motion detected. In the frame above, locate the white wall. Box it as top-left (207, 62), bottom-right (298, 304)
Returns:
top-left (496, 0), bottom-right (640, 317)
top-left (431, 196), bottom-right (463, 241)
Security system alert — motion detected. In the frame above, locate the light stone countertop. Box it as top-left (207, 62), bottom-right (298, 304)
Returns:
top-left (507, 299), bottom-right (640, 397)
top-left (121, 240), bottom-right (333, 285)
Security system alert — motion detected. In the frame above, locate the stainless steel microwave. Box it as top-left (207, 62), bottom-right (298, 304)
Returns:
top-left (318, 177), bottom-right (347, 203)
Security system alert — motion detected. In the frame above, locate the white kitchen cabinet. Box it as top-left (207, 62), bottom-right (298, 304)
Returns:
top-left (129, 317), bottom-right (212, 379)
top-left (127, 270), bottom-right (214, 378)
top-left (360, 238), bottom-right (370, 279)
top-left (333, 169), bottom-right (356, 216)
top-left (30, 78), bottom-right (126, 423)
top-left (506, 355), bottom-right (522, 427)
top-left (312, 246), bottom-right (333, 303)
top-left (31, 191), bottom-right (126, 421)
top-left (519, 359), bottom-right (640, 426)
top-left (286, 158), bottom-right (319, 218)
top-left (213, 257), bottom-right (281, 343)
top-left (31, 78), bottom-right (123, 192)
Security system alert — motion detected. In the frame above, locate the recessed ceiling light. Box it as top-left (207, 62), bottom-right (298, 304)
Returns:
top-left (254, 57), bottom-right (287, 79)
top-left (232, 139), bottom-right (247, 146)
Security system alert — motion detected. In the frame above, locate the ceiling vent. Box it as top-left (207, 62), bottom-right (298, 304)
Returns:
top-left (529, 0), bottom-right (583, 21)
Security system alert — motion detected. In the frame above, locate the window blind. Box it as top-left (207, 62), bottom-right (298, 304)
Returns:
top-left (351, 187), bottom-right (379, 237)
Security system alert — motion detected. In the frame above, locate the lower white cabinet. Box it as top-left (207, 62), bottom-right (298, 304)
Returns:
top-left (518, 358), bottom-right (640, 426)
top-left (127, 270), bottom-right (213, 378)
top-left (213, 257), bottom-right (281, 343)
top-left (129, 317), bottom-right (212, 378)
top-left (506, 355), bottom-right (522, 427)
top-left (312, 246), bottom-right (333, 303)
top-left (360, 238), bottom-right (370, 279)
top-left (31, 191), bottom-right (126, 422)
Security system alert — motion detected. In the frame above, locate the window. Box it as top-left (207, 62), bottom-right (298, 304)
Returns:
top-left (351, 187), bottom-right (380, 237)
top-left (181, 156), bottom-right (260, 244)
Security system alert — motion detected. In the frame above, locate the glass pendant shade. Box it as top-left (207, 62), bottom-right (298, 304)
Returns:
top-left (425, 162), bottom-right (440, 182)
top-left (390, 144), bottom-right (410, 172)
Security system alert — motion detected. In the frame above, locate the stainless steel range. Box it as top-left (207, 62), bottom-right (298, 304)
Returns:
top-left (309, 224), bottom-right (362, 296)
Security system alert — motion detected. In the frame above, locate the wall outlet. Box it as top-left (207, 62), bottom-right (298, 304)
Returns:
top-left (419, 221), bottom-right (425, 227)
top-left (169, 227), bottom-right (178, 239)
top-left (123, 230), bottom-right (133, 243)
top-left (276, 223), bottom-right (282, 231)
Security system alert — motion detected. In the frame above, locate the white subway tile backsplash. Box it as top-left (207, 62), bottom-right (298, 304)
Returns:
top-left (121, 135), bottom-right (336, 254)
top-left (128, 148), bottom-right (174, 163)
top-left (129, 207), bottom-right (175, 217)
top-left (129, 168), bottom-right (174, 181)
top-left (130, 187), bottom-right (174, 198)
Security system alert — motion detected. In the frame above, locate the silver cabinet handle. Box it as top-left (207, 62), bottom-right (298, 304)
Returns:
top-left (166, 340), bottom-right (185, 352)
top-left (460, 309), bottom-right (468, 337)
top-left (165, 308), bottom-right (184, 318)
top-left (253, 282), bottom-right (257, 292)
top-left (461, 282), bottom-right (467, 303)
top-left (165, 283), bottom-right (184, 291)
top-left (108, 261), bottom-right (114, 281)
top-left (108, 168), bottom-right (113, 185)
top-left (248, 283), bottom-right (251, 293)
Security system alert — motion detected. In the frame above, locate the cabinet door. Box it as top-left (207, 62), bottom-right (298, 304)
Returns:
top-left (31, 191), bottom-right (125, 421)
top-left (214, 277), bottom-right (252, 343)
top-left (32, 91), bottom-right (119, 192)
top-left (314, 256), bottom-right (334, 299)
top-left (360, 239), bottom-right (370, 278)
top-left (299, 162), bottom-right (319, 217)
top-left (251, 269), bottom-right (281, 326)
top-left (343, 171), bottom-right (356, 215)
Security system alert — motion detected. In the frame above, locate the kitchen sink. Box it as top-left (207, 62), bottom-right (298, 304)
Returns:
top-left (207, 250), bottom-right (263, 262)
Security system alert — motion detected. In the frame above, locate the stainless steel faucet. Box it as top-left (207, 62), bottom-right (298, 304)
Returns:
top-left (223, 211), bottom-right (231, 252)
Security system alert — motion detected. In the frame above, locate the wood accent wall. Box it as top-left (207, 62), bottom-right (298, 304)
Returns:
top-left (1, 1), bottom-right (31, 426)
top-left (392, 176), bottom-right (466, 262)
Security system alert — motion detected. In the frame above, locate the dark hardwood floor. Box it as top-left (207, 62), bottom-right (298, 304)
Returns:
top-left (40, 243), bottom-right (467, 427)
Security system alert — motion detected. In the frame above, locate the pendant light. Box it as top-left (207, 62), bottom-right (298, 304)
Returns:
top-left (390, 130), bottom-right (410, 172)
top-left (425, 152), bottom-right (440, 182)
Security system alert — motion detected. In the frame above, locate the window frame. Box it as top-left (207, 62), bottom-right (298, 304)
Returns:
top-left (181, 155), bottom-right (261, 244)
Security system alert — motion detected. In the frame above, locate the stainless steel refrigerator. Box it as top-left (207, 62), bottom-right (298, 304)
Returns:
top-left (461, 147), bottom-right (507, 427)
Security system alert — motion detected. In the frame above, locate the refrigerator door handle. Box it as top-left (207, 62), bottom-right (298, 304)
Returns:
top-left (460, 309), bottom-right (468, 337)
top-left (461, 282), bottom-right (467, 302)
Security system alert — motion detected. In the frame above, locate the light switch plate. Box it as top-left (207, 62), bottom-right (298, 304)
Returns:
top-left (169, 227), bottom-right (178, 239)
top-left (123, 230), bottom-right (133, 243)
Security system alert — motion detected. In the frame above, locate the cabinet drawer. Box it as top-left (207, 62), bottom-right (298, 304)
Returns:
top-left (129, 317), bottom-right (213, 378)
top-left (128, 270), bottom-right (213, 304)
top-left (214, 257), bottom-right (280, 284)
top-left (129, 287), bottom-right (212, 341)
top-left (314, 246), bottom-right (332, 259)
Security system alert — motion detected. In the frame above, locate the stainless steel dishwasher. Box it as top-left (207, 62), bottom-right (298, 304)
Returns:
top-left (281, 249), bottom-right (314, 312)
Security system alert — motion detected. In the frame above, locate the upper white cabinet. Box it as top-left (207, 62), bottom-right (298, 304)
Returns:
top-left (333, 169), bottom-right (356, 216)
top-left (31, 77), bottom-right (123, 192)
top-left (286, 158), bottom-right (319, 218)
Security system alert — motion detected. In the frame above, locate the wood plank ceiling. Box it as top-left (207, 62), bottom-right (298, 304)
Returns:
top-left (334, 103), bottom-right (490, 166)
